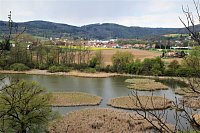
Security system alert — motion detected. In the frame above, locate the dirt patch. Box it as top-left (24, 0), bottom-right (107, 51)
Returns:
top-left (107, 96), bottom-right (172, 110)
top-left (50, 92), bottom-right (102, 106)
top-left (48, 108), bottom-right (173, 133)
top-left (125, 78), bottom-right (168, 91)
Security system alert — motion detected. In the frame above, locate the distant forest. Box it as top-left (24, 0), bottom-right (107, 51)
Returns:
top-left (0, 20), bottom-right (194, 40)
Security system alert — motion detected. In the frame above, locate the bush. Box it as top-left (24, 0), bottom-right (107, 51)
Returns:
top-left (126, 59), bottom-right (142, 75)
top-left (112, 51), bottom-right (134, 73)
top-left (47, 65), bottom-right (71, 73)
top-left (10, 63), bottom-right (30, 71)
top-left (176, 67), bottom-right (200, 77)
top-left (72, 63), bottom-right (88, 70)
top-left (101, 65), bottom-right (114, 73)
top-left (164, 69), bottom-right (176, 76)
top-left (81, 68), bottom-right (96, 73)
top-left (38, 63), bottom-right (48, 70)
top-left (141, 57), bottom-right (165, 76)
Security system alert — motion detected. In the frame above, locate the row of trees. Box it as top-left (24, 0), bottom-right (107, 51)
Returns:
top-left (110, 46), bottom-right (200, 77)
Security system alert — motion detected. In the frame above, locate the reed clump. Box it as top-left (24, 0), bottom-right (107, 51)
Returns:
top-left (107, 96), bottom-right (172, 110)
top-left (175, 87), bottom-right (199, 97)
top-left (48, 108), bottom-right (173, 133)
top-left (125, 78), bottom-right (168, 91)
top-left (50, 92), bottom-right (102, 106)
top-left (181, 97), bottom-right (200, 109)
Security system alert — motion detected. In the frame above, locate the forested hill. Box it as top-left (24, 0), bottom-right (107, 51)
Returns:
top-left (0, 20), bottom-right (189, 40)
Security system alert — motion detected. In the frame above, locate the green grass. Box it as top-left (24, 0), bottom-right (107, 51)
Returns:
top-left (59, 45), bottom-right (113, 51)
top-left (163, 34), bottom-right (188, 38)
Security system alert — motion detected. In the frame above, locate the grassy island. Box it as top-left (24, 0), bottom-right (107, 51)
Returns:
top-left (48, 108), bottom-right (173, 133)
top-left (181, 97), bottom-right (200, 109)
top-left (175, 87), bottom-right (199, 97)
top-left (107, 96), bottom-right (172, 110)
top-left (125, 78), bottom-right (168, 91)
top-left (50, 92), bottom-right (102, 106)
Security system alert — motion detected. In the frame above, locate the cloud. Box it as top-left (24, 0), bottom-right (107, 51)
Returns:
top-left (0, 0), bottom-right (196, 28)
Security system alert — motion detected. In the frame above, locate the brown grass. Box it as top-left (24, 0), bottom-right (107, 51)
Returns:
top-left (50, 92), bottom-right (102, 107)
top-left (126, 78), bottom-right (168, 91)
top-left (125, 78), bottom-right (155, 84)
top-left (192, 114), bottom-right (200, 126)
top-left (48, 108), bottom-right (173, 133)
top-left (107, 96), bottom-right (172, 110)
top-left (175, 87), bottom-right (199, 97)
top-left (0, 69), bottom-right (120, 78)
top-left (101, 49), bottom-right (161, 65)
top-left (181, 97), bottom-right (200, 109)
top-left (100, 49), bottom-right (182, 65)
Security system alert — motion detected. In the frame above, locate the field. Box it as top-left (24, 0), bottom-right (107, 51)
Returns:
top-left (100, 49), bottom-right (161, 65)
top-left (98, 48), bottom-right (183, 65)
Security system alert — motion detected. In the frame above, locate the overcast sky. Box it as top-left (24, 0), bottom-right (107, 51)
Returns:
top-left (0, 0), bottom-right (197, 28)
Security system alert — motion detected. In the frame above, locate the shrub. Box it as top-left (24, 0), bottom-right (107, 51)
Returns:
top-left (101, 65), bottom-right (114, 73)
top-left (48, 65), bottom-right (71, 73)
top-left (112, 51), bottom-right (134, 73)
top-left (82, 68), bottom-right (96, 73)
top-left (164, 69), bottom-right (176, 76)
top-left (72, 63), bottom-right (88, 70)
top-left (141, 57), bottom-right (165, 76)
top-left (168, 60), bottom-right (180, 70)
top-left (176, 67), bottom-right (200, 77)
top-left (10, 63), bottom-right (30, 71)
top-left (38, 63), bottom-right (48, 70)
top-left (126, 59), bottom-right (142, 75)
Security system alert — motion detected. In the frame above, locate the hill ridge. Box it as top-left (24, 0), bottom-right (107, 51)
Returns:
top-left (0, 20), bottom-right (189, 39)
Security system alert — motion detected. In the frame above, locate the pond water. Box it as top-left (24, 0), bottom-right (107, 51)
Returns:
top-left (0, 73), bottom-right (197, 130)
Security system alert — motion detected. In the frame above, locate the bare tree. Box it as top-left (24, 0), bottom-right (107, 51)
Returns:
top-left (0, 11), bottom-right (26, 52)
top-left (179, 0), bottom-right (200, 45)
top-left (131, 1), bottom-right (200, 132)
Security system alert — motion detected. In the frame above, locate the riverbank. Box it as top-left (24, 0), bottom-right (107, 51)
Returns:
top-left (0, 69), bottom-right (186, 80)
top-left (0, 69), bottom-right (120, 78)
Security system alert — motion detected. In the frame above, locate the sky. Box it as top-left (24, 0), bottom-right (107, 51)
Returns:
top-left (0, 0), bottom-right (197, 28)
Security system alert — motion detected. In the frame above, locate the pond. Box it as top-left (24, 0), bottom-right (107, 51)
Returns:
top-left (0, 73), bottom-right (197, 130)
